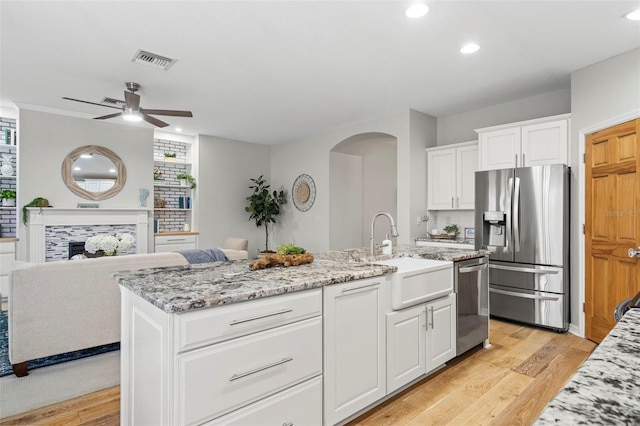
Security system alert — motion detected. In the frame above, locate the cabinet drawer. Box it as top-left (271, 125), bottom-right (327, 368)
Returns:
top-left (0, 242), bottom-right (15, 254)
top-left (205, 376), bottom-right (322, 426)
top-left (155, 234), bottom-right (197, 245)
top-left (0, 252), bottom-right (14, 270)
top-left (175, 289), bottom-right (321, 352)
top-left (155, 242), bottom-right (196, 252)
top-left (176, 317), bottom-right (322, 425)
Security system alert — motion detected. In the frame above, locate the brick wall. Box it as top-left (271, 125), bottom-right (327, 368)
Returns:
top-left (153, 138), bottom-right (192, 233)
top-left (0, 116), bottom-right (17, 237)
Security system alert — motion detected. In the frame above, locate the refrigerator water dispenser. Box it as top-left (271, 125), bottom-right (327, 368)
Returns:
top-left (482, 211), bottom-right (506, 247)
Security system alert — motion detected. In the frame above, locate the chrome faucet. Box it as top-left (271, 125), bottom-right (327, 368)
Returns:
top-left (370, 211), bottom-right (399, 258)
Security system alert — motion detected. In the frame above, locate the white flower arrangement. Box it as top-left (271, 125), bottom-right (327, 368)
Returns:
top-left (84, 232), bottom-right (135, 256)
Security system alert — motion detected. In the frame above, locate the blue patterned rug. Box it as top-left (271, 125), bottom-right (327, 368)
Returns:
top-left (0, 310), bottom-right (119, 377)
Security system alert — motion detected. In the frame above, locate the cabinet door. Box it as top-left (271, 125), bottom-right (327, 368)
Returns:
top-left (521, 119), bottom-right (568, 167)
top-left (427, 148), bottom-right (456, 210)
top-left (386, 304), bottom-right (426, 393)
top-left (426, 294), bottom-right (457, 373)
top-left (479, 128), bottom-right (520, 170)
top-left (323, 278), bottom-right (386, 426)
top-left (456, 144), bottom-right (478, 209)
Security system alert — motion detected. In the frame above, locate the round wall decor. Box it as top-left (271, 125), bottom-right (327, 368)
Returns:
top-left (292, 174), bottom-right (316, 212)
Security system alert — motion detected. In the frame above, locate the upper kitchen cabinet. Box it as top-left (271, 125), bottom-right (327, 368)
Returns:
top-left (427, 141), bottom-right (478, 210)
top-left (477, 114), bottom-right (570, 171)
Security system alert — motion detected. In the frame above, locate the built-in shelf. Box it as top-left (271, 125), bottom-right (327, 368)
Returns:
top-left (0, 175), bottom-right (16, 179)
top-left (0, 207), bottom-right (16, 210)
top-left (154, 208), bottom-right (192, 212)
top-left (154, 160), bottom-right (190, 166)
top-left (153, 183), bottom-right (191, 189)
top-left (0, 145), bottom-right (17, 151)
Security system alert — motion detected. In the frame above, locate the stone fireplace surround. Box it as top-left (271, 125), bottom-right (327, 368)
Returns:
top-left (26, 208), bottom-right (150, 263)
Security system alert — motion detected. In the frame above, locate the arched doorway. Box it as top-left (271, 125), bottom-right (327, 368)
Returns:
top-left (329, 132), bottom-right (398, 250)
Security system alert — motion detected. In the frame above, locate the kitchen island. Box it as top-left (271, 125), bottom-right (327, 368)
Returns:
top-left (115, 245), bottom-right (487, 425)
top-left (535, 308), bottom-right (640, 425)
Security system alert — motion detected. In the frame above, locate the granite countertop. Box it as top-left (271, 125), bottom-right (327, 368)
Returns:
top-left (115, 244), bottom-right (488, 314)
top-left (415, 237), bottom-right (473, 245)
top-left (535, 308), bottom-right (640, 425)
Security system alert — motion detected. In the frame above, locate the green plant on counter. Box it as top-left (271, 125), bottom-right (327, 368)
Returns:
top-left (163, 152), bottom-right (176, 158)
top-left (1, 189), bottom-right (16, 200)
top-left (277, 243), bottom-right (306, 255)
top-left (245, 175), bottom-right (287, 252)
top-left (22, 197), bottom-right (51, 225)
top-left (443, 224), bottom-right (459, 234)
top-left (176, 173), bottom-right (196, 189)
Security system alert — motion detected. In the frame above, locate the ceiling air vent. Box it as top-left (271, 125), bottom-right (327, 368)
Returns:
top-left (101, 97), bottom-right (126, 108)
top-left (131, 49), bottom-right (176, 71)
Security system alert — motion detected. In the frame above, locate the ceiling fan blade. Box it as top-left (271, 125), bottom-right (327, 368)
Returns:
top-left (142, 112), bottom-right (169, 128)
top-left (141, 109), bottom-right (193, 117)
top-left (94, 112), bottom-right (123, 120)
top-left (62, 97), bottom-right (122, 110)
top-left (124, 91), bottom-right (140, 110)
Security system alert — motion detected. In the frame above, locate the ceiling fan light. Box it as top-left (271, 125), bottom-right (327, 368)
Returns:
top-left (405, 3), bottom-right (429, 18)
top-left (123, 108), bottom-right (142, 122)
top-left (625, 9), bottom-right (640, 20)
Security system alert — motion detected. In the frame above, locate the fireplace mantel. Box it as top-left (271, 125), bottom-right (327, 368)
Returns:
top-left (26, 208), bottom-right (151, 262)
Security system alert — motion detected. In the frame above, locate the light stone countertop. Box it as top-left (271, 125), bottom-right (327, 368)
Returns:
top-left (114, 244), bottom-right (488, 314)
top-left (535, 308), bottom-right (640, 425)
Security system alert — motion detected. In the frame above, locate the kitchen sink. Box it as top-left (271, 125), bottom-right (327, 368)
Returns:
top-left (372, 257), bottom-right (453, 310)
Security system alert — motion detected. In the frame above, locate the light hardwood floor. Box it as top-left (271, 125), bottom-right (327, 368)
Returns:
top-left (0, 320), bottom-right (596, 426)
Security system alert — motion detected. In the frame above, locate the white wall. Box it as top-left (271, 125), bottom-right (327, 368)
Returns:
top-left (436, 88), bottom-right (571, 146)
top-left (271, 109), bottom-right (436, 253)
top-left (362, 141), bottom-right (397, 246)
top-left (329, 152), bottom-right (362, 250)
top-left (16, 109), bottom-right (154, 260)
top-left (196, 134), bottom-right (271, 255)
top-left (570, 47), bottom-right (640, 334)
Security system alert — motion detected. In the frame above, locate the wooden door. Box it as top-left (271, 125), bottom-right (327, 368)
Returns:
top-left (585, 118), bottom-right (640, 343)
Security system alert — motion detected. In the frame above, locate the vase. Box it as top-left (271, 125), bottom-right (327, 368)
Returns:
top-left (1, 162), bottom-right (13, 177)
top-left (2, 198), bottom-right (16, 207)
top-left (139, 188), bottom-right (149, 207)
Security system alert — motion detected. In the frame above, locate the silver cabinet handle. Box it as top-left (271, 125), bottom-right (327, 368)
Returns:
top-left (522, 153), bottom-right (526, 167)
top-left (229, 357), bottom-right (293, 381)
top-left (456, 197), bottom-right (460, 208)
top-left (229, 309), bottom-right (293, 325)
top-left (489, 264), bottom-right (559, 274)
top-left (428, 306), bottom-right (434, 329)
top-left (515, 154), bottom-right (518, 167)
top-left (342, 282), bottom-right (380, 293)
top-left (459, 263), bottom-right (488, 273)
top-left (629, 247), bottom-right (640, 258)
top-left (490, 288), bottom-right (559, 301)
top-left (451, 197), bottom-right (454, 208)
top-left (283, 423), bottom-right (294, 426)
top-left (166, 238), bottom-right (186, 242)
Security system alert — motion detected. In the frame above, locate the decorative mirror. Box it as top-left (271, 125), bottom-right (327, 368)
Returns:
top-left (61, 145), bottom-right (127, 201)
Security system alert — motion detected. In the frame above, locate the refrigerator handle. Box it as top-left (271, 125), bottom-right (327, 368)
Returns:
top-left (514, 154), bottom-right (518, 168)
top-left (513, 177), bottom-right (521, 252)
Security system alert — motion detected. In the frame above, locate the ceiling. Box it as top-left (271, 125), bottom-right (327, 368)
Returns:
top-left (1, 1), bottom-right (639, 145)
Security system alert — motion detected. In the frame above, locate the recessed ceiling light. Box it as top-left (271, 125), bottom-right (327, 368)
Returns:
top-left (625, 9), bottom-right (640, 20)
top-left (175, 127), bottom-right (182, 132)
top-left (109, 168), bottom-right (116, 173)
top-left (460, 43), bottom-right (480, 54)
top-left (74, 166), bottom-right (81, 171)
top-left (405, 3), bottom-right (429, 19)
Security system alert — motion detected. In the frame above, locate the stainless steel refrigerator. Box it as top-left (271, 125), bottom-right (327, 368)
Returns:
top-left (475, 164), bottom-right (569, 331)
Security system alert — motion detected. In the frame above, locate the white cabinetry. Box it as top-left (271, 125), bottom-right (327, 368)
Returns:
top-left (386, 304), bottom-right (426, 393)
top-left (477, 114), bottom-right (570, 171)
top-left (427, 141), bottom-right (478, 210)
top-left (154, 233), bottom-right (198, 252)
top-left (386, 293), bottom-right (457, 393)
top-left (0, 239), bottom-right (16, 299)
top-left (426, 293), bottom-right (457, 373)
top-left (323, 277), bottom-right (389, 426)
top-left (120, 288), bottom-right (322, 426)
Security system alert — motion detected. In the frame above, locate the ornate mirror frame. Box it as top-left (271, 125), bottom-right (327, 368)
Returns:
top-left (61, 145), bottom-right (127, 201)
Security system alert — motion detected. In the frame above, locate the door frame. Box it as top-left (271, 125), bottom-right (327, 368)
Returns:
top-left (577, 108), bottom-right (640, 337)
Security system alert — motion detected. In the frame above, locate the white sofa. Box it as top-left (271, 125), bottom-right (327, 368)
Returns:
top-left (8, 248), bottom-right (247, 377)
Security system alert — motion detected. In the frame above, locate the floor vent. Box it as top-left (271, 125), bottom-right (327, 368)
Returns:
top-left (131, 49), bottom-right (176, 71)
top-left (101, 97), bottom-right (126, 108)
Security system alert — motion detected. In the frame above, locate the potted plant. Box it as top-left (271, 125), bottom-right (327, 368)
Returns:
top-left (245, 175), bottom-right (287, 254)
top-left (163, 152), bottom-right (177, 162)
top-left (443, 224), bottom-right (459, 236)
top-left (22, 197), bottom-right (50, 225)
top-left (176, 173), bottom-right (196, 189)
top-left (1, 189), bottom-right (16, 207)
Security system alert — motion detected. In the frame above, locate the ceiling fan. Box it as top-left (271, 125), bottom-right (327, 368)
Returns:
top-left (63, 82), bottom-right (193, 128)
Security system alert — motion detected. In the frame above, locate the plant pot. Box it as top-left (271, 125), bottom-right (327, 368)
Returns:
top-left (164, 156), bottom-right (176, 162)
top-left (179, 179), bottom-right (188, 187)
top-left (2, 198), bottom-right (16, 207)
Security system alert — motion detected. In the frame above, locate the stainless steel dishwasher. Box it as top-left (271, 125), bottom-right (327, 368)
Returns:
top-left (455, 256), bottom-right (490, 356)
